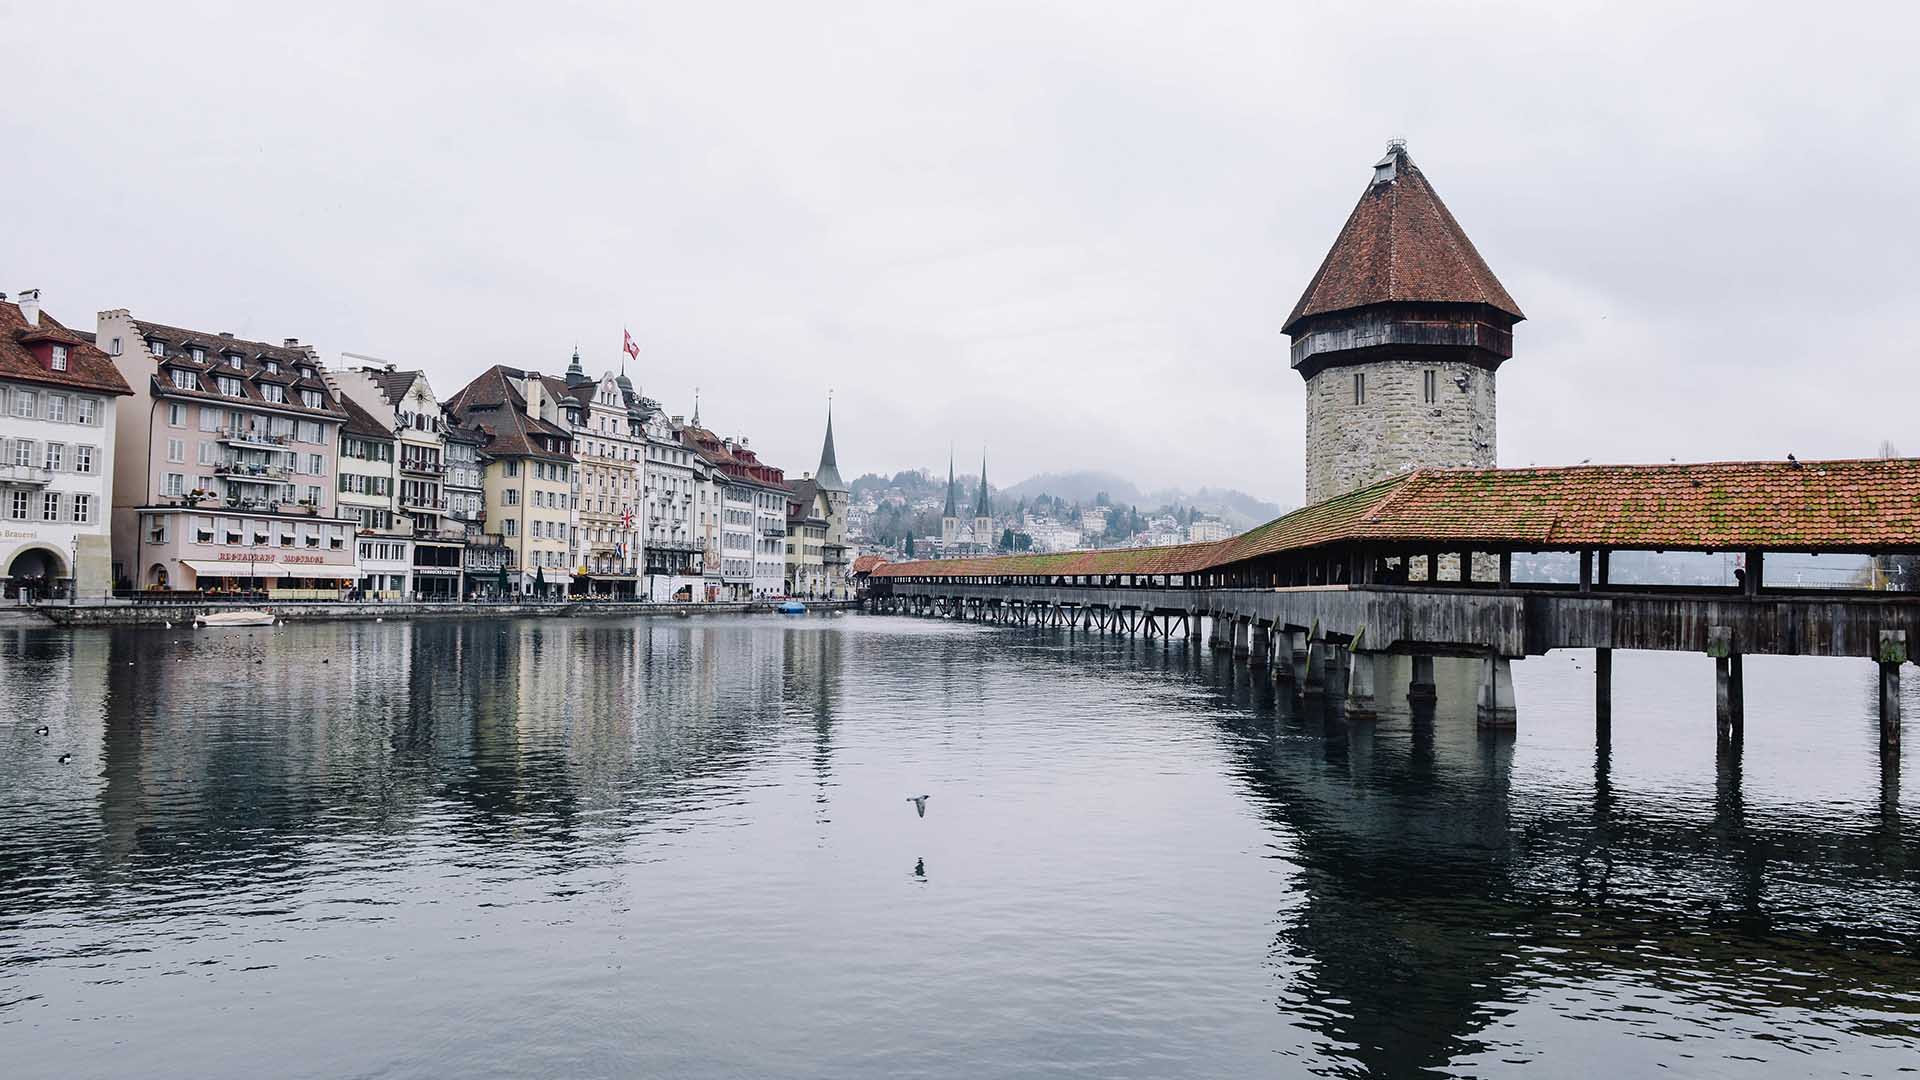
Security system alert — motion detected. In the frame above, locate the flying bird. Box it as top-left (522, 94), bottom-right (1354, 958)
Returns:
top-left (907, 795), bottom-right (930, 818)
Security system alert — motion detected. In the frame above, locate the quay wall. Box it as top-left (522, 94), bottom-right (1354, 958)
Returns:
top-left (27, 599), bottom-right (861, 627)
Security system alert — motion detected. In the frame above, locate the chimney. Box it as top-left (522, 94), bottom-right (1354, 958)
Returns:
top-left (284, 338), bottom-right (299, 347)
top-left (219, 331), bottom-right (234, 338)
top-left (17, 288), bottom-right (40, 327)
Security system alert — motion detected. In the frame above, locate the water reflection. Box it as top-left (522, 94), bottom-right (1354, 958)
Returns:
top-left (1, 617), bottom-right (1916, 1077)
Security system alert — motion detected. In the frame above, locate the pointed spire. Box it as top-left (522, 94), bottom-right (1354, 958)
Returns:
top-left (974, 450), bottom-right (991, 518)
top-left (691, 386), bottom-right (702, 428)
top-left (815, 396), bottom-right (846, 492)
top-left (565, 344), bottom-right (591, 387)
top-left (943, 450), bottom-right (959, 518)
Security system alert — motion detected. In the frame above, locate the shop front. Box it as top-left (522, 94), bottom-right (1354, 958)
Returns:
top-left (133, 507), bottom-right (358, 598)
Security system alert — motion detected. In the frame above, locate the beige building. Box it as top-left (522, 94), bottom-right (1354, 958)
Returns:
top-left (444, 365), bottom-right (575, 597)
top-left (98, 310), bottom-right (356, 594)
top-left (556, 352), bottom-right (645, 597)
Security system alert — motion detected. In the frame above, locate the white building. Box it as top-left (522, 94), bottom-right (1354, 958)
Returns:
top-left (1188, 517), bottom-right (1232, 543)
top-left (1, 291), bottom-right (130, 600)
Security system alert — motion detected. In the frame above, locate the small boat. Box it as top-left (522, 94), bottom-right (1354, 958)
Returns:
top-left (777, 600), bottom-right (808, 615)
top-left (196, 609), bottom-right (276, 627)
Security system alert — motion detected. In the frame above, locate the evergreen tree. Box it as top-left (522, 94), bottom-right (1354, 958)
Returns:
top-left (905, 534), bottom-right (916, 557)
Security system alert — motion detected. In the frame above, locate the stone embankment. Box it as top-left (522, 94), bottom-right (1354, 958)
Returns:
top-left (25, 599), bottom-right (861, 627)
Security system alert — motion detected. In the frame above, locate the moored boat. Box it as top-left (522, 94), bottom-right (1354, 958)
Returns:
top-left (195, 609), bottom-right (275, 627)
top-left (777, 600), bottom-right (807, 614)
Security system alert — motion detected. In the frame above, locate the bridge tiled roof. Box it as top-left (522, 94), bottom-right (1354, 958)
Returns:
top-left (873, 458), bottom-right (1920, 578)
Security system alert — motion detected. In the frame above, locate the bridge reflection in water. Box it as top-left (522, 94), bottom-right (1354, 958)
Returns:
top-left (1, 617), bottom-right (1915, 1077)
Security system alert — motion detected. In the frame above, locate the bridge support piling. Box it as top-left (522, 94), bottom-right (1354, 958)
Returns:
top-left (1232, 617), bottom-right (1250, 659)
top-left (1477, 655), bottom-right (1517, 728)
top-left (1288, 630), bottom-right (1308, 685)
top-left (1708, 626), bottom-right (1743, 744)
top-left (1880, 630), bottom-right (1907, 753)
top-left (1185, 611), bottom-right (1201, 645)
top-left (1304, 638), bottom-right (1327, 697)
top-left (1408, 654), bottom-right (1437, 704)
top-left (1347, 649), bottom-right (1379, 721)
top-left (1595, 647), bottom-right (1613, 730)
top-left (1249, 623), bottom-right (1271, 667)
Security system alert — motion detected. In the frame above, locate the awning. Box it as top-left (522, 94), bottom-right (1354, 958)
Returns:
top-left (180, 559), bottom-right (358, 580)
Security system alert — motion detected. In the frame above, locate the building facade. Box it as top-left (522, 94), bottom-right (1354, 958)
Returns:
top-left (99, 310), bottom-right (357, 593)
top-left (1285, 142), bottom-right (1523, 504)
top-left (559, 353), bottom-right (645, 597)
top-left (1, 291), bottom-right (131, 600)
top-left (333, 394), bottom-right (409, 597)
top-left (444, 366), bottom-right (576, 597)
top-left (681, 422), bottom-right (790, 598)
top-left (639, 406), bottom-right (703, 601)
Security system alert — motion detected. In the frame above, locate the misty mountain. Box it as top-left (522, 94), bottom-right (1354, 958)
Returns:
top-left (1002, 471), bottom-right (1286, 530)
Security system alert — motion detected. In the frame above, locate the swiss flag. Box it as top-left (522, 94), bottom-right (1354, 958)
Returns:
top-left (622, 329), bottom-right (640, 361)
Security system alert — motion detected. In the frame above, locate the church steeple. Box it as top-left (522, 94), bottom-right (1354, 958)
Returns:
top-left (815, 400), bottom-right (846, 492)
top-left (564, 345), bottom-right (590, 388)
top-left (941, 451), bottom-right (960, 549)
top-left (973, 451), bottom-right (993, 548)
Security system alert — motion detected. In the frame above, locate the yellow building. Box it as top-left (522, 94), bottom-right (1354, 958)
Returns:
top-left (445, 365), bottom-right (576, 597)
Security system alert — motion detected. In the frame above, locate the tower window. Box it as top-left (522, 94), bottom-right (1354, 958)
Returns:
top-left (1423, 369), bottom-right (1437, 404)
top-left (1352, 372), bottom-right (1366, 405)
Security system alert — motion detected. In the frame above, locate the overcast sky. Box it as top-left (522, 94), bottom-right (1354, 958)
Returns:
top-left (6, 1), bottom-right (1916, 506)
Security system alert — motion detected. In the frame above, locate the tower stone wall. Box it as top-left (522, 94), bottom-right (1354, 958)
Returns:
top-left (1303, 358), bottom-right (1496, 504)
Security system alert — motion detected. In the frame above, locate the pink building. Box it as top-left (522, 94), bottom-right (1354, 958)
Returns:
top-left (99, 311), bottom-right (357, 594)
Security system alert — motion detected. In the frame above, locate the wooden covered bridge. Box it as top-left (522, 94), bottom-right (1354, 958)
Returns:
top-left (871, 457), bottom-right (1920, 754)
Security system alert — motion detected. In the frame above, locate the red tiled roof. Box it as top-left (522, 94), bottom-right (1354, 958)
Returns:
top-left (0, 301), bottom-right (132, 396)
top-left (851, 555), bottom-right (888, 575)
top-left (128, 317), bottom-right (344, 420)
top-left (1284, 144), bottom-right (1523, 334)
top-left (874, 458), bottom-right (1920, 578)
top-left (444, 366), bottom-right (574, 461)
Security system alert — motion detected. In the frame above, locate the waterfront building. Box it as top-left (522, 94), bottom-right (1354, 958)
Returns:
top-left (443, 424), bottom-right (508, 596)
top-left (332, 394), bottom-right (410, 597)
top-left (681, 422), bottom-right (791, 598)
top-left (560, 351), bottom-right (645, 598)
top-left (1286, 141), bottom-right (1522, 504)
top-left (443, 365), bottom-right (576, 597)
top-left (638, 405), bottom-right (703, 601)
top-left (338, 363), bottom-right (463, 598)
top-left (0, 291), bottom-right (131, 601)
top-left (98, 310), bottom-right (356, 593)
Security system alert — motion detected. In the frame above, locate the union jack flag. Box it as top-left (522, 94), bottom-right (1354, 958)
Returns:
top-left (621, 507), bottom-right (635, 528)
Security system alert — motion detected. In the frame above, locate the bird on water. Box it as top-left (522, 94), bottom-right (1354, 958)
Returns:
top-left (34, 725), bottom-right (49, 736)
top-left (907, 795), bottom-right (930, 818)
top-left (57, 753), bottom-right (72, 764)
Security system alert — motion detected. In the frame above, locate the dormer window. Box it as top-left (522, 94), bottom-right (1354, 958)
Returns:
top-left (300, 389), bottom-right (322, 408)
top-left (149, 340), bottom-right (166, 358)
top-left (216, 375), bottom-right (244, 397)
top-left (226, 355), bottom-right (242, 369)
top-left (190, 347), bottom-right (206, 362)
top-left (50, 345), bottom-right (68, 371)
top-left (296, 365), bottom-right (314, 381)
top-left (170, 368), bottom-right (197, 391)
top-left (263, 359), bottom-right (279, 373)
top-left (261, 383), bottom-right (287, 404)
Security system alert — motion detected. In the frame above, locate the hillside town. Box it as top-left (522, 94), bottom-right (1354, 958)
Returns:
top-left (0, 293), bottom-right (854, 603)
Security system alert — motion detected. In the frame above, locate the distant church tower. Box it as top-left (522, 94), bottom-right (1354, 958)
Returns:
top-left (1286, 142), bottom-right (1524, 505)
top-left (941, 454), bottom-right (961, 548)
top-left (973, 454), bottom-right (993, 550)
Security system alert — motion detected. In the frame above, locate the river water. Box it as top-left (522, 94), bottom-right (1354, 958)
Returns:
top-left (2, 614), bottom-right (1916, 1078)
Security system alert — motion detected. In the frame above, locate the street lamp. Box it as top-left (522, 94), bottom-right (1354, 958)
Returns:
top-left (69, 532), bottom-right (78, 607)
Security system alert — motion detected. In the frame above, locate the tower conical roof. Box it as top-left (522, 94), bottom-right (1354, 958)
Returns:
top-left (565, 346), bottom-right (591, 387)
top-left (943, 455), bottom-right (959, 517)
top-left (974, 454), bottom-right (990, 517)
top-left (1283, 143), bottom-right (1523, 334)
top-left (815, 406), bottom-right (846, 492)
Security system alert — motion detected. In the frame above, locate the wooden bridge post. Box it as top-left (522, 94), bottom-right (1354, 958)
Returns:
top-left (1880, 630), bottom-right (1906, 753)
top-left (1232, 616), bottom-right (1251, 658)
top-left (1708, 626), bottom-right (1741, 743)
top-left (1185, 610), bottom-right (1202, 645)
top-left (1595, 647), bottom-right (1613, 729)
top-left (1477, 655), bottom-right (1517, 728)
top-left (1249, 622), bottom-right (1271, 667)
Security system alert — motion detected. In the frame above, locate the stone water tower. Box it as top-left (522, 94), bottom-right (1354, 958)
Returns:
top-left (1286, 142), bottom-right (1524, 504)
